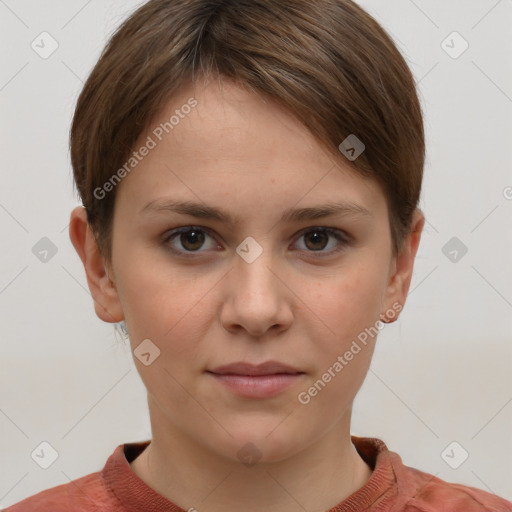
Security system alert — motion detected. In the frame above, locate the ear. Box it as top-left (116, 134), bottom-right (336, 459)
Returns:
top-left (381, 209), bottom-right (425, 322)
top-left (68, 206), bottom-right (124, 324)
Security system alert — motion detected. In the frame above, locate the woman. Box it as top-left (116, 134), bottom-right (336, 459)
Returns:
top-left (6, 0), bottom-right (511, 510)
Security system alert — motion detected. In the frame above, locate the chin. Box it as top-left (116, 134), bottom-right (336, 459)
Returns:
top-left (210, 422), bottom-right (310, 466)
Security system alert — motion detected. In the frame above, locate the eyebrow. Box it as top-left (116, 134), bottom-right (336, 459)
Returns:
top-left (140, 198), bottom-right (372, 226)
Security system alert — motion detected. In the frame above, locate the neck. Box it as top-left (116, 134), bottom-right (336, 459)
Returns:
top-left (130, 402), bottom-right (373, 512)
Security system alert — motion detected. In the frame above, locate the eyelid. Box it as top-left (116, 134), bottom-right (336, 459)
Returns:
top-left (294, 225), bottom-right (350, 243)
top-left (162, 225), bottom-right (221, 257)
top-left (162, 225), bottom-right (351, 257)
top-left (292, 226), bottom-right (350, 255)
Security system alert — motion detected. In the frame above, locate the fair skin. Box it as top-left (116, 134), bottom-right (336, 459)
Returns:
top-left (69, 77), bottom-right (424, 512)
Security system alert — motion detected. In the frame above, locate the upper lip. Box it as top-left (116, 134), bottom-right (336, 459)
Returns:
top-left (208, 361), bottom-right (304, 376)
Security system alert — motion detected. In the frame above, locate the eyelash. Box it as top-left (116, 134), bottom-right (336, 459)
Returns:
top-left (162, 225), bottom-right (351, 258)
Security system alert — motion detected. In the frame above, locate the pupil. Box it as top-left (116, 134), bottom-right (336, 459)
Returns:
top-left (306, 230), bottom-right (327, 251)
top-left (182, 230), bottom-right (204, 250)
top-left (178, 229), bottom-right (329, 252)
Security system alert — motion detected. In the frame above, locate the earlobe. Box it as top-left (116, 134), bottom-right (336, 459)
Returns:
top-left (381, 209), bottom-right (425, 323)
top-left (68, 206), bottom-right (124, 324)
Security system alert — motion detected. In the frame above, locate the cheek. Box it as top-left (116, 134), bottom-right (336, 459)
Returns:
top-left (117, 257), bottom-right (217, 356)
top-left (302, 260), bottom-right (387, 339)
top-left (293, 265), bottom-right (384, 419)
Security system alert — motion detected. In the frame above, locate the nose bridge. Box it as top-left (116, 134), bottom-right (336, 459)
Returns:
top-left (234, 235), bottom-right (279, 298)
top-left (219, 233), bottom-right (293, 336)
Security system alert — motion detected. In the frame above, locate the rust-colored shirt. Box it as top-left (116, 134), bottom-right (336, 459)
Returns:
top-left (4, 436), bottom-right (511, 511)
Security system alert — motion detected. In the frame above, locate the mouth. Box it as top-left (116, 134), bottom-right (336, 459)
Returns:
top-left (206, 361), bottom-right (305, 398)
top-left (207, 361), bottom-right (304, 376)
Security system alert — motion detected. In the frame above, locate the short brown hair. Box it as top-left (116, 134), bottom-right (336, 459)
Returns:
top-left (70, 0), bottom-right (424, 263)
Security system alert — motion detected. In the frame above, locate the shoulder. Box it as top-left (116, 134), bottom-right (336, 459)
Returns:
top-left (395, 463), bottom-right (512, 512)
top-left (2, 471), bottom-right (112, 512)
top-left (2, 441), bottom-right (150, 512)
top-left (350, 436), bottom-right (511, 512)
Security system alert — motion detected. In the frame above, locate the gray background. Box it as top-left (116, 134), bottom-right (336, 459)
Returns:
top-left (1, 0), bottom-right (511, 506)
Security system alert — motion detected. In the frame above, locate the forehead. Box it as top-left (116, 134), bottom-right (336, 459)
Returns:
top-left (114, 77), bottom-right (387, 221)
top-left (160, 77), bottom-right (334, 166)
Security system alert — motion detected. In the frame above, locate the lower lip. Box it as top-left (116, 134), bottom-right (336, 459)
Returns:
top-left (207, 372), bottom-right (304, 398)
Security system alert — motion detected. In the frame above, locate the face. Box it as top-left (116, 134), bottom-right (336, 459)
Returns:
top-left (71, 77), bottom-right (423, 465)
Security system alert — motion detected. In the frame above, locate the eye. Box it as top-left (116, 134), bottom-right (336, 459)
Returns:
top-left (162, 225), bottom-right (350, 258)
top-left (163, 226), bottom-right (220, 255)
top-left (293, 227), bottom-right (349, 256)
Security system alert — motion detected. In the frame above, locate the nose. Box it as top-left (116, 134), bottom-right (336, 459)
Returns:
top-left (219, 238), bottom-right (294, 339)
